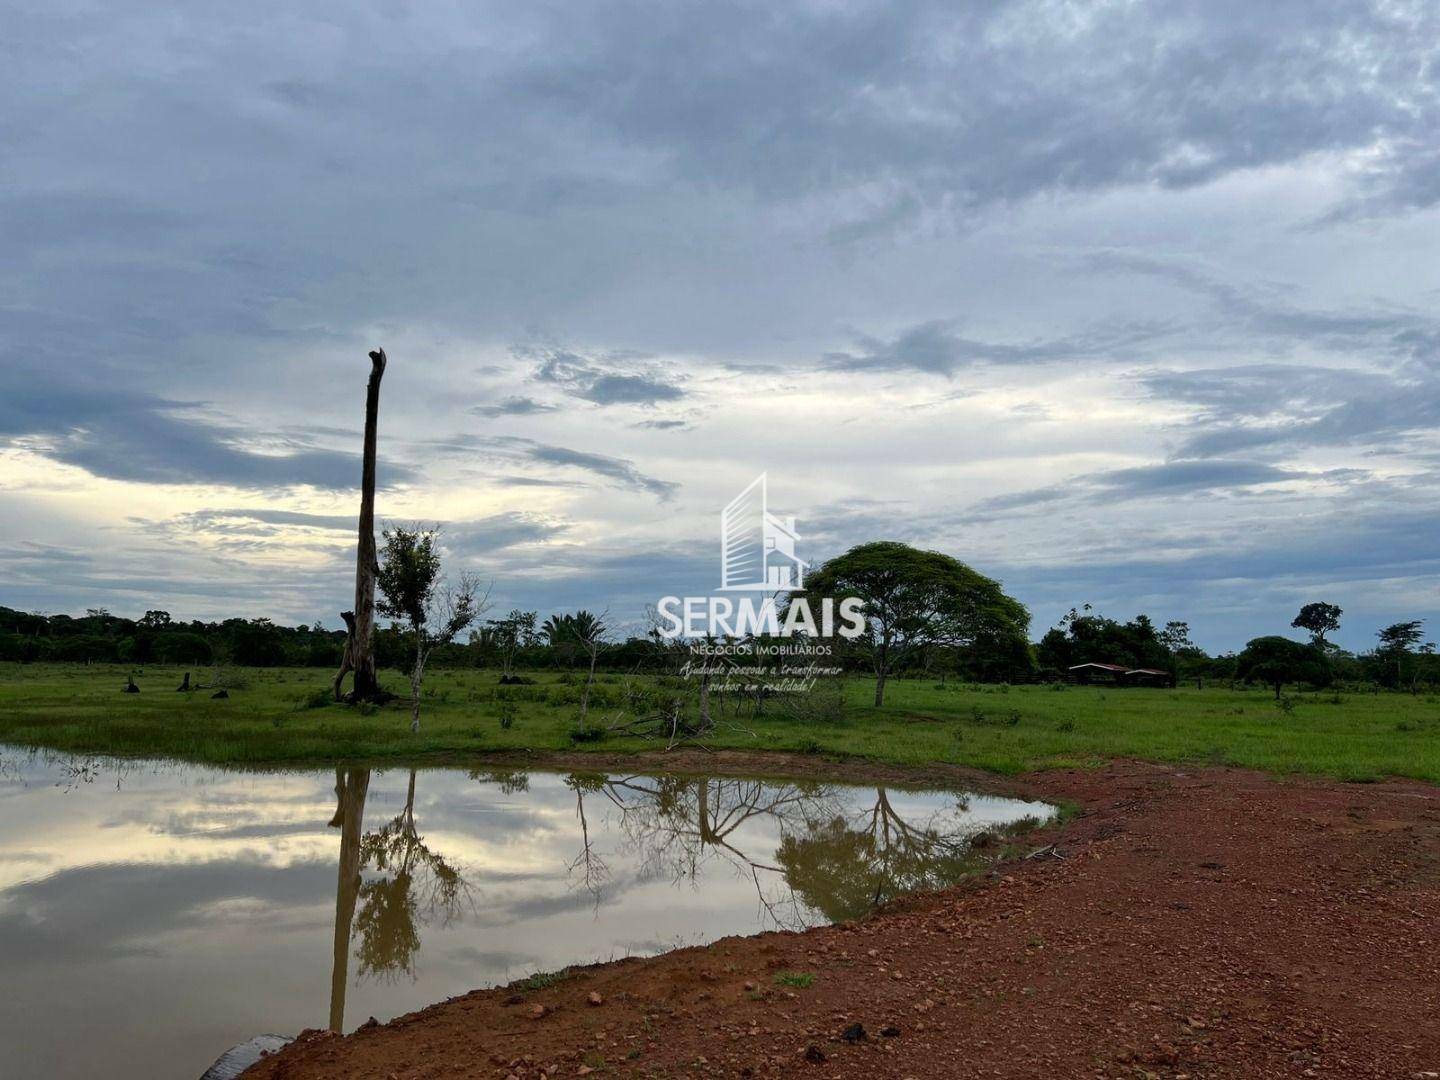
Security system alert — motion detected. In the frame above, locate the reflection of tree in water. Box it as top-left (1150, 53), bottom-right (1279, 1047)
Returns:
top-left (776, 787), bottom-right (1000, 923)
top-left (323, 768), bottom-right (1033, 1029)
top-left (565, 772), bottom-right (611, 902)
top-left (467, 767), bottom-right (530, 795)
top-left (354, 769), bottom-right (467, 982)
top-left (530, 775), bottom-right (1019, 930)
top-left (328, 767), bottom-right (369, 1032)
top-left (327, 767), bottom-right (467, 1031)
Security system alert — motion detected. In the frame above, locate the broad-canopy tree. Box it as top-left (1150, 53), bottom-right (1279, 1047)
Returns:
top-left (791, 541), bottom-right (1029, 706)
top-left (1235, 636), bottom-right (1330, 699)
top-left (1292, 602), bottom-right (1343, 649)
top-left (1375, 620), bottom-right (1427, 689)
top-left (377, 525), bottom-right (488, 732)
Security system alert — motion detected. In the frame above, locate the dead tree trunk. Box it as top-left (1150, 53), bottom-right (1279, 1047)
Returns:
top-left (334, 348), bottom-right (387, 702)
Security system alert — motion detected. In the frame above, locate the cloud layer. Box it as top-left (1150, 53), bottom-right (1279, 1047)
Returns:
top-left (2, 0), bottom-right (1439, 649)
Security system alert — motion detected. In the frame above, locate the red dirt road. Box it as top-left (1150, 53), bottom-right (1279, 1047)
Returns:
top-left (246, 761), bottom-right (1440, 1079)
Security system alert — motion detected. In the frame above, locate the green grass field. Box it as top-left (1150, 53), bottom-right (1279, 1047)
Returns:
top-left (0, 662), bottom-right (1437, 782)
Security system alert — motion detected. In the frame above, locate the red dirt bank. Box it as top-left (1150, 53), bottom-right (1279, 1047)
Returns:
top-left (246, 761), bottom-right (1440, 1079)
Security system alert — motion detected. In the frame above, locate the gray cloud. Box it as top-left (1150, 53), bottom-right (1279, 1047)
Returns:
top-left (972, 459), bottom-right (1322, 516)
top-left (523, 443), bottom-right (678, 502)
top-left (439, 512), bottom-right (569, 557)
top-left (632, 418), bottom-right (691, 431)
top-left (1138, 364), bottom-right (1440, 458)
top-left (0, 361), bottom-right (402, 490)
top-left (174, 508), bottom-right (357, 532)
top-left (4, 0), bottom-right (1440, 647)
top-left (577, 374), bottom-right (685, 406)
top-left (524, 346), bottom-right (686, 406)
top-left (1084, 252), bottom-right (1439, 362)
top-left (824, 318), bottom-right (1169, 377)
top-left (471, 397), bottom-right (561, 418)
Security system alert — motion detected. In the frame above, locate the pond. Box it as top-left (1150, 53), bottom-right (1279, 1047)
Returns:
top-left (0, 746), bottom-right (1055, 1079)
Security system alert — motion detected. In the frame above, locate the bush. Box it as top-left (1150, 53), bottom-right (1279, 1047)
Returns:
top-left (295, 686), bottom-right (333, 710)
top-left (776, 679), bottom-right (848, 724)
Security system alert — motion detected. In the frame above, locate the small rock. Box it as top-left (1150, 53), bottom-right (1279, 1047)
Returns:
top-left (802, 1045), bottom-right (827, 1064)
top-left (880, 1025), bottom-right (901, 1038)
top-left (211, 689), bottom-right (229, 699)
top-left (587, 992), bottom-right (604, 1007)
top-left (841, 1023), bottom-right (867, 1043)
top-left (529, 1004), bottom-right (549, 1019)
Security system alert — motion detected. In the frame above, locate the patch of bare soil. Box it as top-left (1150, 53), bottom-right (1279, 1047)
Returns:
top-left (245, 761), bottom-right (1440, 1079)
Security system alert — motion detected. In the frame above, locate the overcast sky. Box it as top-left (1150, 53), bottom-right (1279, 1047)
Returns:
top-left (3, 0), bottom-right (1438, 652)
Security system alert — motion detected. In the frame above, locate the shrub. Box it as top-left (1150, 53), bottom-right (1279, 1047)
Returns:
top-left (296, 686), bottom-right (333, 710)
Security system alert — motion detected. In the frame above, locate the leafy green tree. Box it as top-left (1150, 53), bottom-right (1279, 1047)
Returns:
top-left (1376, 620), bottom-right (1426, 689)
top-left (1036, 606), bottom-right (1173, 673)
top-left (139, 609), bottom-right (171, 630)
top-left (1292, 602), bottom-right (1342, 649)
top-left (487, 609), bottom-right (538, 679)
top-left (793, 541), bottom-right (1029, 706)
top-left (1158, 620), bottom-right (1193, 654)
top-left (377, 525), bottom-right (488, 732)
top-left (1235, 636), bottom-right (1329, 699)
top-left (230, 618), bottom-right (286, 666)
top-left (155, 632), bottom-right (213, 665)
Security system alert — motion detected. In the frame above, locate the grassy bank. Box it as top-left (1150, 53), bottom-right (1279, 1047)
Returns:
top-left (1, 662), bottom-right (1437, 782)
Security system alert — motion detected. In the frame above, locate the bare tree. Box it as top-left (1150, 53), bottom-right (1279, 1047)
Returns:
top-left (376, 525), bottom-right (490, 732)
top-left (334, 348), bottom-right (388, 703)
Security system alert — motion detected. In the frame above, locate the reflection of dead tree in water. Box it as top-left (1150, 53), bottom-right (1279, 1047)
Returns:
top-left (773, 787), bottom-right (990, 923)
top-left (592, 774), bottom-right (840, 928)
top-left (328, 767), bottom-right (370, 1032)
top-left (564, 773), bottom-right (611, 903)
top-left (353, 768), bottom-right (469, 983)
top-left (864, 786), bottom-right (972, 907)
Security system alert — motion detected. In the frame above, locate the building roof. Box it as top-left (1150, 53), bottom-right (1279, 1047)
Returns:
top-left (1125, 668), bottom-right (1171, 677)
top-left (1068, 662), bottom-right (1130, 673)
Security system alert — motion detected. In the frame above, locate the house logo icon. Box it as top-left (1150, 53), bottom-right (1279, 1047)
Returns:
top-left (719, 473), bottom-right (808, 591)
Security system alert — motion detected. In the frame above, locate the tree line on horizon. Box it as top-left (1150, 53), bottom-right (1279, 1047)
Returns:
top-left (0, 567), bottom-right (1432, 695)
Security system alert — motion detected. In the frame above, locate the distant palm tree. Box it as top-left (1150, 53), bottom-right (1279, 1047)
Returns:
top-left (569, 610), bottom-right (603, 645)
top-left (541, 613), bottom-right (574, 648)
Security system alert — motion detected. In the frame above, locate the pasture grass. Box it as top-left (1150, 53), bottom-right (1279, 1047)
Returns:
top-left (1, 663), bottom-right (1438, 784)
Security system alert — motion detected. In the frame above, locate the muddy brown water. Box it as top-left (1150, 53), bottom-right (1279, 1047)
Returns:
top-left (0, 745), bottom-right (1054, 1079)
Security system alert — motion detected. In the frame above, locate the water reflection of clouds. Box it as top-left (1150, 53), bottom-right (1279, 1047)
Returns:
top-left (0, 746), bottom-right (1055, 1080)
